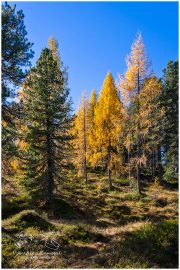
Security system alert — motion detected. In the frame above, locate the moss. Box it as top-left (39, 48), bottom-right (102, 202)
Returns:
top-left (2, 197), bottom-right (28, 219)
top-left (53, 198), bottom-right (78, 218)
top-left (2, 210), bottom-right (55, 232)
top-left (2, 233), bottom-right (17, 268)
top-left (117, 219), bottom-right (178, 268)
top-left (94, 219), bottom-right (178, 269)
top-left (63, 224), bottom-right (107, 243)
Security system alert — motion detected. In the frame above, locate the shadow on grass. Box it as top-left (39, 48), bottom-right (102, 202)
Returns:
top-left (2, 197), bottom-right (28, 219)
top-left (94, 219), bottom-right (178, 268)
top-left (2, 210), bottom-right (55, 232)
top-left (162, 180), bottom-right (178, 190)
top-left (53, 198), bottom-right (97, 223)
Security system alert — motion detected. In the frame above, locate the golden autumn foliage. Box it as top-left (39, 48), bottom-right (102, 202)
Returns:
top-left (139, 76), bottom-right (164, 150)
top-left (86, 89), bottom-right (97, 165)
top-left (93, 72), bottom-right (123, 174)
top-left (119, 32), bottom-right (149, 102)
top-left (118, 32), bottom-right (150, 193)
top-left (71, 73), bottom-right (124, 187)
top-left (72, 92), bottom-right (89, 178)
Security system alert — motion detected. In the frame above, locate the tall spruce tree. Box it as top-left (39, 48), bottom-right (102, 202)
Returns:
top-left (161, 60), bottom-right (178, 182)
top-left (2, 2), bottom-right (33, 179)
top-left (21, 47), bottom-right (72, 216)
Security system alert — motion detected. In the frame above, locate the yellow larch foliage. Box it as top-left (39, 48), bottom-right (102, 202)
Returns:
top-left (139, 76), bottom-right (164, 147)
top-left (93, 72), bottom-right (123, 172)
top-left (118, 32), bottom-right (149, 102)
top-left (72, 92), bottom-right (89, 177)
top-left (86, 89), bottom-right (97, 165)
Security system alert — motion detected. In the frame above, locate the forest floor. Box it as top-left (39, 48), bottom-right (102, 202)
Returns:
top-left (2, 172), bottom-right (178, 268)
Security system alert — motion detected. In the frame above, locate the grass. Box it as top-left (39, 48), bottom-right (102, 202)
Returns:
top-left (2, 210), bottom-right (55, 232)
top-left (102, 219), bottom-right (178, 268)
top-left (2, 172), bottom-right (178, 268)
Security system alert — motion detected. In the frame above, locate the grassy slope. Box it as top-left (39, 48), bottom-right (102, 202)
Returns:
top-left (2, 172), bottom-right (178, 268)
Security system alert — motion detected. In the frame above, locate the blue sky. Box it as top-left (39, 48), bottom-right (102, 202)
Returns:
top-left (9, 1), bottom-right (178, 110)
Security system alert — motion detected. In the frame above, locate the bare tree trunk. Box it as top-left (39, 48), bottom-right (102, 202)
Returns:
top-left (83, 104), bottom-right (88, 184)
top-left (137, 69), bottom-right (141, 195)
top-left (107, 140), bottom-right (112, 190)
top-left (157, 145), bottom-right (163, 183)
top-left (128, 149), bottom-right (132, 188)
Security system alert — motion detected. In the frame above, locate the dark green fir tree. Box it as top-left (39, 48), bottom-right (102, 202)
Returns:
top-left (2, 2), bottom-right (34, 178)
top-left (21, 47), bottom-right (72, 216)
top-left (161, 60), bottom-right (178, 182)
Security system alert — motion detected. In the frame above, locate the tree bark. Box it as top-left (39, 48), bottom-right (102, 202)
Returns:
top-left (137, 68), bottom-right (141, 194)
top-left (47, 131), bottom-right (54, 218)
top-left (107, 140), bottom-right (112, 191)
top-left (128, 149), bottom-right (132, 188)
top-left (157, 145), bottom-right (163, 183)
top-left (83, 103), bottom-right (88, 184)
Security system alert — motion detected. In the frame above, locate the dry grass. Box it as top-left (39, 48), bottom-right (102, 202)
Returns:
top-left (2, 172), bottom-right (178, 268)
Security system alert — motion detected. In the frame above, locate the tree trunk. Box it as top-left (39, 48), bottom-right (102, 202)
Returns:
top-left (108, 168), bottom-right (112, 191)
top-left (83, 104), bottom-right (88, 184)
top-left (157, 145), bottom-right (163, 183)
top-left (107, 140), bottom-right (112, 191)
top-left (137, 68), bottom-right (141, 195)
top-left (136, 165), bottom-right (141, 194)
top-left (47, 132), bottom-right (54, 218)
top-left (128, 149), bottom-right (132, 188)
top-left (84, 157), bottom-right (88, 184)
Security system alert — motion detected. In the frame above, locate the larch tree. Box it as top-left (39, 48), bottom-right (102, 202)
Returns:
top-left (87, 90), bottom-right (98, 166)
top-left (72, 92), bottom-right (89, 183)
top-left (21, 47), bottom-right (72, 216)
top-left (118, 32), bottom-right (149, 194)
top-left (94, 72), bottom-right (123, 190)
top-left (139, 76), bottom-right (164, 181)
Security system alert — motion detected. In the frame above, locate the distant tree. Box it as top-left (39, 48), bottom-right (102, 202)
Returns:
top-left (2, 2), bottom-right (34, 178)
top-left (94, 72), bottom-right (123, 190)
top-left (119, 32), bottom-right (149, 194)
top-left (139, 76), bottom-right (164, 182)
top-left (21, 47), bottom-right (72, 216)
top-left (87, 90), bottom-right (98, 166)
top-left (72, 92), bottom-right (89, 183)
top-left (161, 60), bottom-right (178, 182)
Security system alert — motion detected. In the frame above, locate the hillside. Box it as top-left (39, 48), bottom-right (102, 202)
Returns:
top-left (2, 173), bottom-right (178, 268)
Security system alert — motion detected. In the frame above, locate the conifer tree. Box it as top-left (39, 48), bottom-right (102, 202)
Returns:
top-left (139, 76), bottom-right (164, 181)
top-left (21, 47), bottom-right (71, 216)
top-left (119, 32), bottom-right (149, 194)
top-left (72, 92), bottom-right (89, 183)
top-left (161, 60), bottom-right (178, 182)
top-left (87, 90), bottom-right (97, 166)
top-left (2, 2), bottom-right (33, 179)
top-left (48, 36), bottom-right (61, 67)
top-left (94, 72), bottom-right (123, 190)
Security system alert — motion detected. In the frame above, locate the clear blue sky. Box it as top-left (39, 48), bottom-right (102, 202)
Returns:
top-left (10, 1), bottom-right (178, 110)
